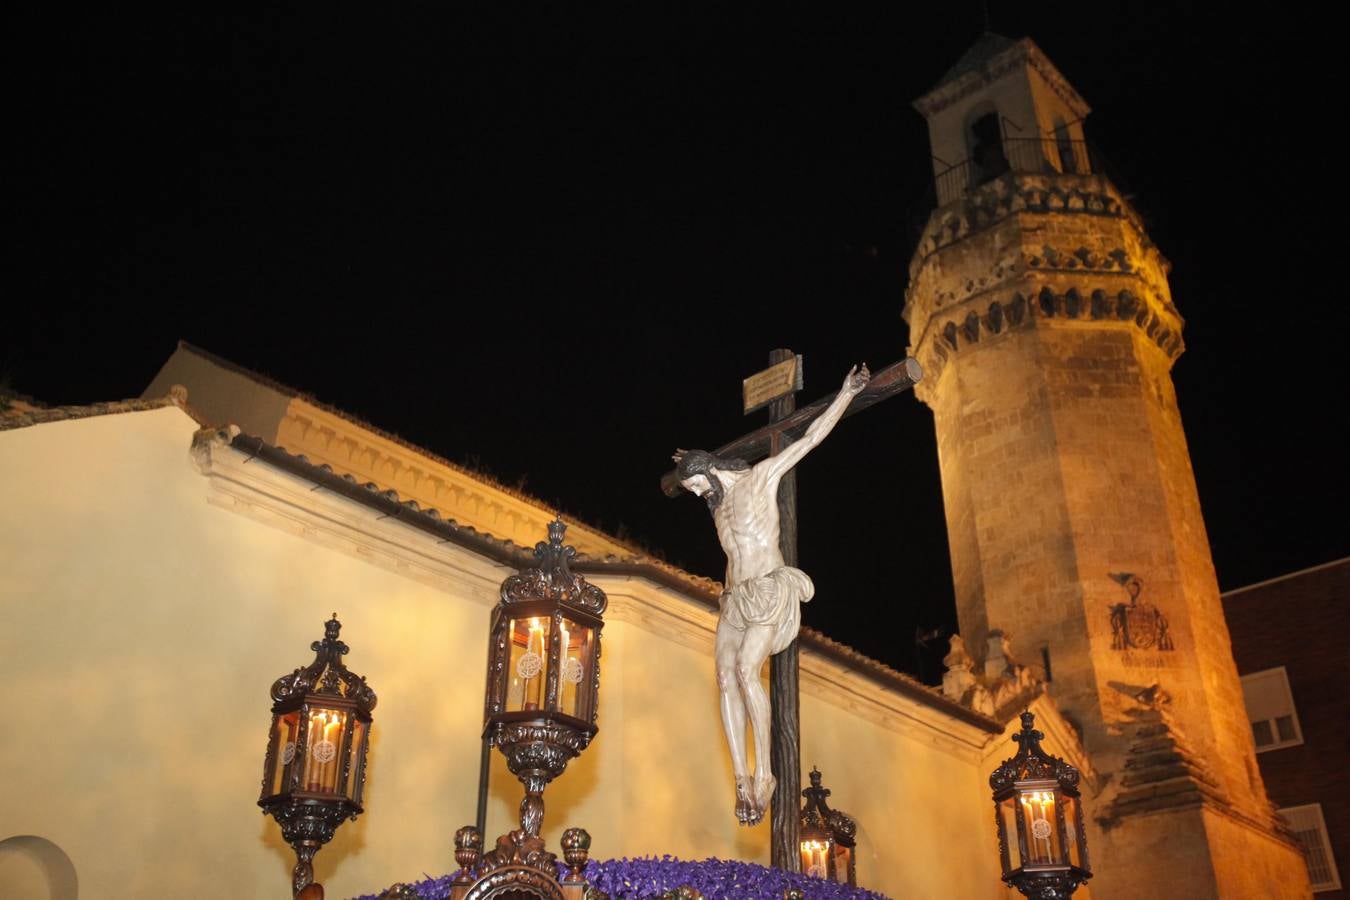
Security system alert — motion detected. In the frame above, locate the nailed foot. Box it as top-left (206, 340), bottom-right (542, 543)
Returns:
top-left (752, 771), bottom-right (776, 823)
top-left (735, 778), bottom-right (755, 826)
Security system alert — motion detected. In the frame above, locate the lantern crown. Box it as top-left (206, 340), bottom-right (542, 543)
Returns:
top-left (500, 517), bottom-right (607, 615)
top-left (269, 614), bottom-right (377, 711)
top-left (800, 768), bottom-right (832, 842)
top-left (990, 711), bottom-right (1080, 794)
top-left (801, 767), bottom-right (857, 845)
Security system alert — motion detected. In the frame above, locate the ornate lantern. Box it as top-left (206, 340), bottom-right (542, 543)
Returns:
top-left (483, 517), bottom-right (606, 838)
top-left (260, 614), bottom-right (376, 898)
top-left (990, 712), bottom-right (1091, 900)
top-left (798, 767), bottom-right (857, 884)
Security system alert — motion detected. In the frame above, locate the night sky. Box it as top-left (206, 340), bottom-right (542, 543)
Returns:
top-left (9, 6), bottom-right (1345, 679)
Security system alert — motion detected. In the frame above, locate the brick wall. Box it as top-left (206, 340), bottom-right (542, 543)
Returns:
top-left (1225, 558), bottom-right (1350, 895)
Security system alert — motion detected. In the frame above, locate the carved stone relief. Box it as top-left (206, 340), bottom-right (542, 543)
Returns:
top-left (1106, 573), bottom-right (1175, 655)
top-left (941, 629), bottom-right (1041, 716)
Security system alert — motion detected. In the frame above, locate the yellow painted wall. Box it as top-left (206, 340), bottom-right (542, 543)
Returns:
top-left (800, 691), bottom-right (1005, 899)
top-left (0, 408), bottom-right (497, 898)
top-left (1, 407), bottom-right (1044, 898)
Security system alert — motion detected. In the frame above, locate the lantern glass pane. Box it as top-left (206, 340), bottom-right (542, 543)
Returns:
top-left (343, 718), bottom-right (367, 801)
top-left (1063, 793), bottom-right (1083, 870)
top-left (831, 845), bottom-right (852, 883)
top-left (350, 718), bottom-right (370, 806)
top-left (266, 711), bottom-right (301, 797)
top-left (999, 795), bottom-right (1020, 872)
top-left (557, 617), bottom-right (594, 719)
top-left (1018, 788), bottom-right (1063, 866)
top-left (801, 839), bottom-right (831, 879)
top-left (301, 707), bottom-right (349, 794)
top-left (506, 617), bottom-right (552, 713)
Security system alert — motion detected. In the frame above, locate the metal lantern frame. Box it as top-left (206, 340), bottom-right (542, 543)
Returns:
top-left (260, 615), bottom-right (377, 897)
top-left (799, 767), bottom-right (858, 885)
top-left (990, 712), bottom-right (1091, 900)
top-left (482, 517), bottom-right (607, 837)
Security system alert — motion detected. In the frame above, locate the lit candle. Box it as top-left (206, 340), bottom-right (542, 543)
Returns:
top-left (509, 618), bottom-right (524, 710)
top-left (278, 715), bottom-right (297, 790)
top-left (527, 618), bottom-right (544, 710)
top-left (1023, 792), bottom-right (1055, 862)
top-left (312, 712), bottom-right (327, 792)
top-left (559, 620), bottom-right (572, 713)
top-left (305, 711), bottom-right (322, 791)
top-left (323, 713), bottom-right (342, 792)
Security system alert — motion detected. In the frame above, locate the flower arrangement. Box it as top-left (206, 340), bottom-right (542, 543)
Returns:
top-left (580, 856), bottom-right (886, 898)
top-left (353, 856), bottom-right (889, 900)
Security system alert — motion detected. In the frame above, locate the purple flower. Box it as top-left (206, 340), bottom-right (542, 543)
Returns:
top-left (352, 857), bottom-right (888, 900)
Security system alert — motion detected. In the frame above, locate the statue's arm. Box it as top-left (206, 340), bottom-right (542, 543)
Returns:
top-left (760, 364), bottom-right (869, 482)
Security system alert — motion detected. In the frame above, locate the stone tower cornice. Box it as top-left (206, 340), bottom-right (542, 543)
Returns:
top-left (907, 279), bottom-right (1185, 400)
top-left (903, 171), bottom-right (1182, 397)
top-left (906, 172), bottom-right (1167, 285)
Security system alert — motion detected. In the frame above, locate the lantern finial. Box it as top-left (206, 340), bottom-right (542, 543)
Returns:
top-left (500, 517), bottom-right (607, 614)
top-left (1013, 711), bottom-right (1044, 751)
top-left (535, 515), bottom-right (576, 579)
top-left (312, 614), bottom-right (348, 657)
top-left (273, 615), bottom-right (374, 707)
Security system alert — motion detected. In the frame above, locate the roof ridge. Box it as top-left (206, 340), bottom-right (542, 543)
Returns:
top-left (1220, 556), bottom-right (1350, 597)
top-left (932, 31), bottom-right (1021, 91)
top-left (175, 341), bottom-right (655, 560)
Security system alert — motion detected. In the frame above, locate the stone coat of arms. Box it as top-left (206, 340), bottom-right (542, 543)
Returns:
top-left (1107, 573), bottom-right (1175, 652)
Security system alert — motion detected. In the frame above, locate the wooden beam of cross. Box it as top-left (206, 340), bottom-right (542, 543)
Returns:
top-left (659, 356), bottom-right (923, 495)
top-left (660, 352), bottom-right (922, 871)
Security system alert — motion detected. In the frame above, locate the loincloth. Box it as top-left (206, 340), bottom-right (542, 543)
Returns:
top-left (719, 566), bottom-right (815, 655)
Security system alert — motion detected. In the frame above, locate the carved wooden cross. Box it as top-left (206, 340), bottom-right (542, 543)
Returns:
top-left (660, 351), bottom-right (922, 870)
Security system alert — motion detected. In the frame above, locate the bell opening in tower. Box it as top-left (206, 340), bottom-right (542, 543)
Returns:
top-left (970, 112), bottom-right (1009, 186)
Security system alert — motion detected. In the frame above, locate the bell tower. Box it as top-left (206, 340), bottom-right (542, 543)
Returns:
top-left (905, 35), bottom-right (1310, 898)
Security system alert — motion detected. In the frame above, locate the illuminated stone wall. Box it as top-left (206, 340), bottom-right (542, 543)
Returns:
top-left (906, 40), bottom-right (1310, 898)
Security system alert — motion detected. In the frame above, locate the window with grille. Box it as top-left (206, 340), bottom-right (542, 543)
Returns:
top-left (1239, 666), bottom-right (1303, 752)
top-left (1280, 804), bottom-right (1342, 892)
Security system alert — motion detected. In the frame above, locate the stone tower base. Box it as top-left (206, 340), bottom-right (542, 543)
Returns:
top-left (1092, 805), bottom-right (1309, 899)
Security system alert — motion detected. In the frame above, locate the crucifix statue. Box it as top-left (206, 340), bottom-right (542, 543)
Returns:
top-left (673, 364), bottom-right (870, 827)
top-left (664, 351), bottom-right (920, 866)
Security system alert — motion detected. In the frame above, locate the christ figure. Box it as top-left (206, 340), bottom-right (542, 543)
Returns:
top-left (674, 363), bottom-right (870, 825)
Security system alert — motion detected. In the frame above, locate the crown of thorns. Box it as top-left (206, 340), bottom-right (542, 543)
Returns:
top-left (672, 448), bottom-right (749, 476)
